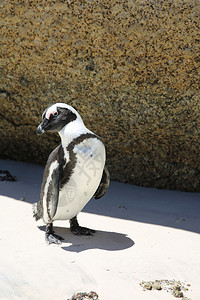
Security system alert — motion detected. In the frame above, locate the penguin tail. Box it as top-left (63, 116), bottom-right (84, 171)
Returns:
top-left (32, 202), bottom-right (42, 221)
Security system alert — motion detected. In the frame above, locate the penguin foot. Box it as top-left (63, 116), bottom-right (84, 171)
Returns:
top-left (70, 225), bottom-right (95, 236)
top-left (70, 216), bottom-right (95, 236)
top-left (45, 223), bottom-right (64, 245)
top-left (45, 233), bottom-right (64, 245)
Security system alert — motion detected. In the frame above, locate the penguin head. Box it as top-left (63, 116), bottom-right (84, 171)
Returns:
top-left (37, 103), bottom-right (81, 135)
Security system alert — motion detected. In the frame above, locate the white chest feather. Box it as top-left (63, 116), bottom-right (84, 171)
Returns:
top-left (53, 137), bottom-right (105, 220)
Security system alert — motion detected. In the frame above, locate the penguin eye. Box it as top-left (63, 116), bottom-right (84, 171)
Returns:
top-left (52, 111), bottom-right (58, 117)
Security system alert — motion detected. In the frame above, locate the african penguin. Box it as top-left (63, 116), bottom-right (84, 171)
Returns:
top-left (33, 103), bottom-right (110, 244)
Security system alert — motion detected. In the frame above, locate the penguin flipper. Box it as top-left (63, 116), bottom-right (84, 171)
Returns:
top-left (93, 166), bottom-right (110, 200)
top-left (41, 145), bottom-right (64, 220)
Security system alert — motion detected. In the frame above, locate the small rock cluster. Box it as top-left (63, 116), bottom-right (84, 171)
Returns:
top-left (140, 279), bottom-right (191, 299)
top-left (68, 291), bottom-right (99, 300)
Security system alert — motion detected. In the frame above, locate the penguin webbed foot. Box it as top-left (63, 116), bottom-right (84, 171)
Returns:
top-left (70, 216), bottom-right (95, 236)
top-left (45, 232), bottom-right (64, 245)
top-left (71, 225), bottom-right (95, 236)
top-left (45, 223), bottom-right (64, 245)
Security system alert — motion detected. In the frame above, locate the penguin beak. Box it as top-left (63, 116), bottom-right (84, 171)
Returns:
top-left (37, 124), bottom-right (45, 135)
top-left (37, 118), bottom-right (49, 135)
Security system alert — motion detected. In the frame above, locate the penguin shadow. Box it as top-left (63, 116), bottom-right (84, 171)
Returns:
top-left (38, 226), bottom-right (135, 252)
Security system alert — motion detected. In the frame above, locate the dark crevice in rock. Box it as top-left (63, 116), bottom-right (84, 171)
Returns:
top-left (0, 113), bottom-right (35, 128)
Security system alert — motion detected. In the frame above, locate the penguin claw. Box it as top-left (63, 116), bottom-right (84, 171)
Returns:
top-left (70, 226), bottom-right (95, 236)
top-left (45, 233), bottom-right (64, 245)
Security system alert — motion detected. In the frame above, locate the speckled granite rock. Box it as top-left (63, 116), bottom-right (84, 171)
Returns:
top-left (0, 0), bottom-right (200, 191)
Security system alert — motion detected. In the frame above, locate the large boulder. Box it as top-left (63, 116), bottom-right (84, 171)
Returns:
top-left (0, 0), bottom-right (199, 191)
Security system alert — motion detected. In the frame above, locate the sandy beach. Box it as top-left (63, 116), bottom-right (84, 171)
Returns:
top-left (0, 159), bottom-right (200, 300)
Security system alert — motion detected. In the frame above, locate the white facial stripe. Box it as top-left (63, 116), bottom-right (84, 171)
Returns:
top-left (44, 102), bottom-right (83, 125)
top-left (46, 107), bottom-right (57, 120)
top-left (45, 104), bottom-right (59, 120)
top-left (45, 103), bottom-right (72, 120)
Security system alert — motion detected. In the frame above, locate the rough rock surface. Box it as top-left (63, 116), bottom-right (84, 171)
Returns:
top-left (0, 0), bottom-right (199, 191)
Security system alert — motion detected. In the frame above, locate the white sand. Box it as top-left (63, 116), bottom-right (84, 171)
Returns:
top-left (0, 159), bottom-right (200, 300)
